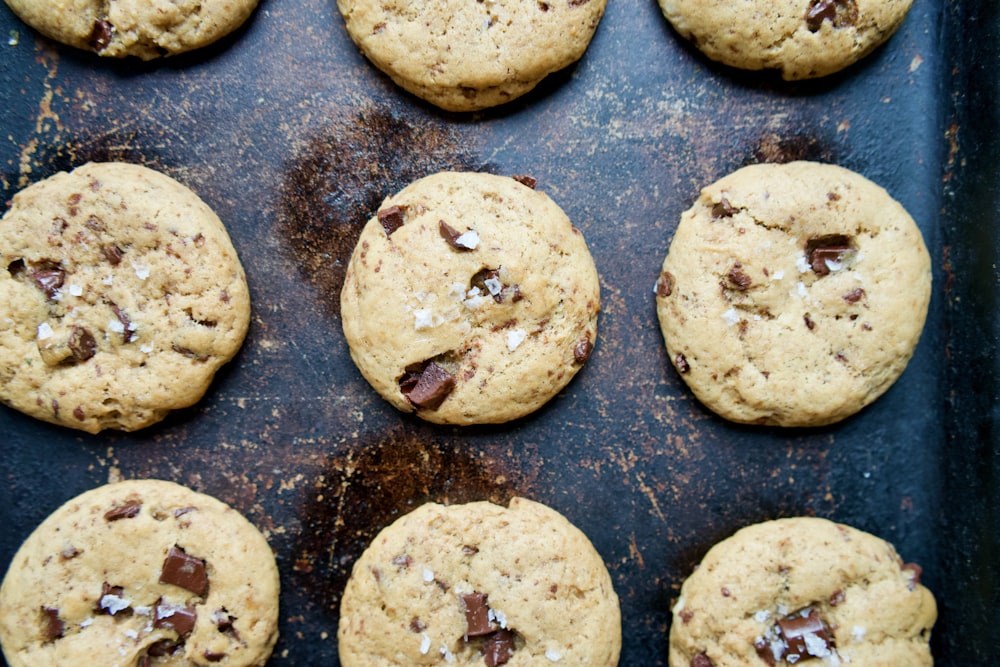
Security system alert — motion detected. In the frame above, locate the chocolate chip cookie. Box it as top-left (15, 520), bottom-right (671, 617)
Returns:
top-left (0, 162), bottom-right (251, 433)
top-left (341, 171), bottom-right (600, 425)
top-left (657, 0), bottom-right (914, 79)
top-left (669, 517), bottom-right (937, 667)
top-left (336, 0), bottom-right (607, 111)
top-left (4, 0), bottom-right (259, 59)
top-left (0, 479), bottom-right (280, 667)
top-left (338, 497), bottom-right (622, 667)
top-left (655, 161), bottom-right (931, 427)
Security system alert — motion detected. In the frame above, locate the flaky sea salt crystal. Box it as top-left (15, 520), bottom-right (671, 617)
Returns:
top-left (133, 264), bottom-right (150, 280)
top-left (754, 610), bottom-right (770, 623)
top-left (488, 608), bottom-right (508, 629)
top-left (722, 308), bottom-right (740, 326)
top-left (37, 322), bottom-right (53, 340)
top-left (420, 633), bottom-right (431, 655)
top-left (449, 282), bottom-right (466, 300)
top-left (101, 594), bottom-right (131, 615)
top-left (773, 270), bottom-right (785, 280)
top-left (68, 283), bottom-right (83, 296)
top-left (109, 320), bottom-right (125, 334)
top-left (413, 309), bottom-right (435, 330)
top-left (484, 277), bottom-right (502, 296)
top-left (422, 567), bottom-right (434, 582)
top-left (140, 344), bottom-right (154, 354)
top-left (797, 282), bottom-right (808, 298)
top-left (851, 626), bottom-right (866, 642)
top-left (796, 255), bottom-right (811, 273)
top-left (545, 648), bottom-right (563, 661)
top-left (507, 329), bottom-right (527, 351)
top-left (454, 230), bottom-right (479, 249)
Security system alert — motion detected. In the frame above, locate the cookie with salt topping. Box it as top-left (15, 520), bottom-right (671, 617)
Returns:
top-left (0, 162), bottom-right (250, 433)
top-left (341, 171), bottom-right (600, 425)
top-left (655, 161), bottom-right (931, 427)
top-left (669, 517), bottom-right (937, 667)
top-left (0, 479), bottom-right (280, 667)
top-left (657, 0), bottom-right (914, 79)
top-left (338, 498), bottom-right (621, 667)
top-left (336, 0), bottom-right (607, 111)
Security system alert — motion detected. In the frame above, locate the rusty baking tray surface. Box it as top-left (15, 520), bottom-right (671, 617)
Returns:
top-left (0, 0), bottom-right (997, 664)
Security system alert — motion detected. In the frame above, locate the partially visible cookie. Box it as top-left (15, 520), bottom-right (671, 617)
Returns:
top-left (338, 497), bottom-right (622, 667)
top-left (0, 479), bottom-right (280, 667)
top-left (4, 0), bottom-right (258, 59)
top-left (657, 0), bottom-right (914, 79)
top-left (336, 0), bottom-right (607, 111)
top-left (669, 517), bottom-right (937, 667)
top-left (341, 171), bottom-right (600, 425)
top-left (0, 162), bottom-right (251, 433)
top-left (655, 161), bottom-right (931, 427)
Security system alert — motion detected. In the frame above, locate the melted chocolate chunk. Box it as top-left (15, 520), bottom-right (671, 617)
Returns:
top-left (410, 617), bottom-right (427, 633)
top-left (30, 266), bottom-right (65, 299)
top-left (439, 220), bottom-right (477, 250)
top-left (657, 271), bottom-right (674, 298)
top-left (89, 19), bottom-right (114, 50)
top-left (159, 545), bottom-right (208, 597)
top-left (463, 593), bottom-right (497, 638)
top-left (110, 303), bottom-right (136, 343)
top-left (154, 601), bottom-right (197, 636)
top-left (511, 174), bottom-right (538, 189)
top-left (843, 288), bottom-right (866, 304)
top-left (829, 589), bottom-right (845, 606)
top-left (481, 628), bottom-right (516, 667)
top-left (400, 361), bottom-right (455, 410)
top-left (691, 653), bottom-right (714, 667)
top-left (753, 637), bottom-right (776, 666)
top-left (806, 235), bottom-right (854, 276)
top-left (144, 639), bottom-right (183, 660)
top-left (67, 326), bottom-right (97, 363)
top-left (41, 607), bottom-right (63, 642)
top-left (727, 264), bottom-right (752, 290)
top-left (777, 609), bottom-right (834, 661)
top-left (804, 314), bottom-right (816, 330)
top-left (805, 0), bottom-right (858, 31)
top-left (378, 205), bottom-right (405, 236)
top-left (712, 197), bottom-right (738, 218)
top-left (675, 353), bottom-right (690, 373)
top-left (102, 244), bottom-right (124, 265)
top-left (203, 652), bottom-right (227, 662)
top-left (104, 500), bottom-right (142, 521)
top-left (573, 338), bottom-right (594, 364)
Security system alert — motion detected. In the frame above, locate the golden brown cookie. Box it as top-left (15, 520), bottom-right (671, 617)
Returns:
top-left (0, 479), bottom-right (280, 667)
top-left (655, 161), bottom-right (931, 427)
top-left (341, 171), bottom-right (600, 425)
top-left (0, 162), bottom-right (251, 433)
top-left (669, 517), bottom-right (937, 667)
top-left (338, 498), bottom-right (622, 667)
top-left (336, 0), bottom-right (607, 111)
top-left (4, 0), bottom-right (259, 59)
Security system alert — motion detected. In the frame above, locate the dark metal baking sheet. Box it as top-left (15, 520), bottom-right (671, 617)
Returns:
top-left (1, 0), bottom-right (997, 664)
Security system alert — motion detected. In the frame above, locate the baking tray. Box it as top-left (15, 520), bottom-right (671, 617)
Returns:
top-left (0, 0), bottom-right (997, 664)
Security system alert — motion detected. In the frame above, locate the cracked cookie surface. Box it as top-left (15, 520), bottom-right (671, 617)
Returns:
top-left (657, 0), bottom-right (914, 79)
top-left (669, 517), bottom-right (936, 667)
top-left (0, 162), bottom-right (250, 433)
top-left (0, 479), bottom-right (280, 667)
top-left (4, 0), bottom-right (259, 59)
top-left (338, 497), bottom-right (621, 667)
top-left (341, 171), bottom-right (600, 425)
top-left (336, 0), bottom-right (607, 111)
top-left (655, 161), bottom-right (930, 427)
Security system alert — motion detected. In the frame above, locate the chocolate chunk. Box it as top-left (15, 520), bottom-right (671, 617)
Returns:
top-left (410, 617), bottom-right (427, 633)
top-left (212, 607), bottom-right (240, 638)
top-left (391, 554), bottom-right (413, 569)
top-left (73, 406), bottom-right (86, 421)
top-left (159, 545), bottom-right (208, 597)
top-left (691, 653), bottom-right (713, 667)
top-left (712, 197), bottom-right (738, 218)
top-left (203, 652), bottom-right (226, 663)
top-left (512, 174), bottom-right (538, 189)
top-left (806, 234), bottom-right (854, 276)
top-left (902, 562), bottom-right (923, 589)
top-left (481, 628), bottom-right (516, 667)
top-left (110, 303), bottom-right (136, 343)
top-left (378, 205), bottom-right (405, 236)
top-left (145, 639), bottom-right (182, 659)
top-left (471, 267), bottom-right (505, 302)
top-left (829, 589), bottom-right (845, 606)
top-left (675, 353), bottom-right (690, 373)
top-left (753, 638), bottom-right (776, 666)
top-left (401, 361), bottom-right (455, 410)
top-left (463, 593), bottom-right (497, 638)
top-left (89, 19), bottom-right (114, 50)
top-left (30, 266), bottom-right (65, 299)
top-left (40, 607), bottom-right (63, 642)
top-left (803, 314), bottom-right (816, 330)
top-left (805, 0), bottom-right (858, 31)
top-left (843, 288), bottom-right (866, 303)
top-left (657, 271), bottom-right (674, 298)
top-left (439, 220), bottom-right (477, 250)
top-left (573, 338), bottom-right (594, 364)
top-left (102, 244), bottom-right (124, 265)
top-left (104, 500), bottom-right (142, 521)
top-left (777, 609), bottom-right (834, 660)
top-left (154, 600), bottom-right (197, 637)
top-left (727, 264), bottom-right (752, 290)
top-left (172, 344), bottom-right (210, 362)
top-left (67, 326), bottom-right (97, 363)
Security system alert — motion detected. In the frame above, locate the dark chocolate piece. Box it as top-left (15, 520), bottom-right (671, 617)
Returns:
top-left (30, 266), bottom-right (65, 299)
top-left (778, 608), bottom-right (834, 660)
top-left (104, 500), bottom-right (142, 521)
top-left (203, 652), bottom-right (226, 662)
top-left (102, 244), bottom-right (124, 265)
top-left (753, 637), bottom-right (776, 666)
top-left (471, 267), bottom-right (505, 302)
top-left (512, 174), bottom-right (538, 189)
top-left (657, 271), bottom-right (674, 298)
top-left (573, 338), bottom-right (594, 364)
top-left (712, 197), bottom-right (738, 218)
top-left (439, 220), bottom-right (477, 250)
top-left (805, 0), bottom-right (858, 31)
top-left (675, 353), bottom-right (690, 373)
top-left (41, 607), bottom-right (63, 642)
top-left (89, 19), bottom-right (114, 50)
top-left (401, 362), bottom-right (455, 410)
top-left (902, 562), bottom-right (923, 589)
top-left (154, 601), bottom-right (198, 637)
top-left (843, 288), bottom-right (866, 304)
top-left (691, 653), bottom-right (713, 667)
top-left (481, 628), bottom-right (516, 667)
top-left (110, 303), bottom-right (136, 343)
top-left (727, 264), bottom-right (752, 290)
top-left (806, 235), bottom-right (854, 276)
top-left (410, 617), bottom-right (427, 633)
top-left (463, 593), bottom-right (497, 638)
top-left (159, 545), bottom-right (208, 597)
top-left (378, 205), bottom-right (405, 236)
top-left (67, 326), bottom-right (97, 363)
top-left (145, 639), bottom-right (182, 659)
